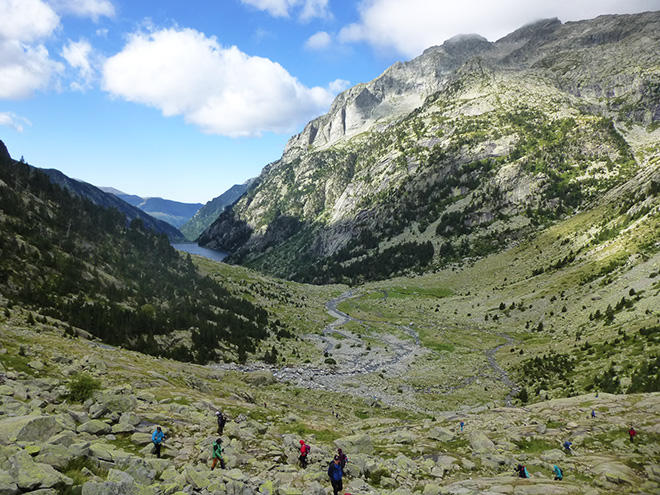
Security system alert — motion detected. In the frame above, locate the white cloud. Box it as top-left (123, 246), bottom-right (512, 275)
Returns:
top-left (305, 31), bottom-right (332, 50)
top-left (48, 0), bottom-right (115, 21)
top-left (102, 27), bottom-right (340, 137)
top-left (241, 0), bottom-right (330, 20)
top-left (0, 0), bottom-right (60, 43)
top-left (299, 0), bottom-right (330, 21)
top-left (61, 39), bottom-right (95, 90)
top-left (0, 40), bottom-right (62, 99)
top-left (0, 111), bottom-right (31, 131)
top-left (340, 0), bottom-right (660, 57)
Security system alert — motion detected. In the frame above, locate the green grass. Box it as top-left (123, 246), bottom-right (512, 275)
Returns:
top-left (107, 434), bottom-right (144, 455)
top-left (285, 424), bottom-right (341, 443)
top-left (0, 351), bottom-right (36, 375)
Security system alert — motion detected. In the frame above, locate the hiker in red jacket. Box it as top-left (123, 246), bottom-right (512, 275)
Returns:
top-left (629, 426), bottom-right (637, 443)
top-left (299, 439), bottom-right (310, 468)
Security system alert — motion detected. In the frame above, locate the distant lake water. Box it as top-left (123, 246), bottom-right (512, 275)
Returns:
top-left (172, 243), bottom-right (229, 262)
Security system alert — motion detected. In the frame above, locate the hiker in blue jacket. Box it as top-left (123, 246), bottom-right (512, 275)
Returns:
top-left (152, 426), bottom-right (166, 458)
top-left (328, 454), bottom-right (344, 495)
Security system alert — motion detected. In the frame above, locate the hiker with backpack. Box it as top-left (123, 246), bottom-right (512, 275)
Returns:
top-left (563, 440), bottom-right (573, 454)
top-left (629, 426), bottom-right (637, 443)
top-left (553, 465), bottom-right (563, 480)
top-left (298, 439), bottom-right (311, 468)
top-left (211, 438), bottom-right (225, 470)
top-left (328, 454), bottom-right (344, 495)
top-left (215, 410), bottom-right (226, 435)
top-left (514, 464), bottom-right (530, 478)
top-left (460, 420), bottom-right (465, 432)
top-left (337, 448), bottom-right (348, 470)
top-left (152, 426), bottom-right (166, 458)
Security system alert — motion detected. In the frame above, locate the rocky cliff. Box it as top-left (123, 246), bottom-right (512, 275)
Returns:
top-left (198, 12), bottom-right (660, 283)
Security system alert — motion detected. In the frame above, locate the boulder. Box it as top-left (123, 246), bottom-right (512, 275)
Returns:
top-left (8, 450), bottom-right (73, 491)
top-left (81, 468), bottom-right (150, 495)
top-left (37, 444), bottom-right (75, 469)
top-left (184, 466), bottom-right (211, 490)
top-left (77, 420), bottom-right (111, 435)
top-left (592, 460), bottom-right (639, 484)
top-left (0, 469), bottom-right (19, 495)
top-left (130, 432), bottom-right (153, 445)
top-left (94, 392), bottom-right (138, 414)
top-left (0, 415), bottom-right (64, 444)
top-left (119, 412), bottom-right (142, 426)
top-left (469, 431), bottom-right (495, 453)
top-left (334, 433), bottom-right (374, 454)
top-left (429, 426), bottom-right (455, 442)
top-left (391, 430), bottom-right (416, 444)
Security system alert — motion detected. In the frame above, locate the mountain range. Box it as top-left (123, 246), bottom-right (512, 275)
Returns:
top-left (197, 12), bottom-right (660, 284)
top-left (100, 188), bottom-right (203, 229)
top-left (29, 167), bottom-right (185, 241)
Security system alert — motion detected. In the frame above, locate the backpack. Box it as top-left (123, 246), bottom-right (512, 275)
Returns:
top-left (305, 444), bottom-right (311, 454)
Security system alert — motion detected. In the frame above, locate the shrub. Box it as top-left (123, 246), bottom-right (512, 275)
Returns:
top-left (66, 374), bottom-right (102, 402)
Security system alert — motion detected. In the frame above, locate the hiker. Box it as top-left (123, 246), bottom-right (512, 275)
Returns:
top-left (328, 454), bottom-right (344, 495)
top-left (460, 421), bottom-right (465, 432)
top-left (211, 438), bottom-right (225, 470)
top-left (514, 464), bottom-right (530, 478)
top-left (337, 448), bottom-right (348, 470)
top-left (629, 426), bottom-right (637, 443)
top-left (553, 464), bottom-right (563, 480)
top-left (591, 409), bottom-right (596, 419)
top-left (298, 440), bottom-right (311, 468)
top-left (563, 440), bottom-right (573, 454)
top-left (152, 426), bottom-right (165, 458)
top-left (215, 410), bottom-right (226, 435)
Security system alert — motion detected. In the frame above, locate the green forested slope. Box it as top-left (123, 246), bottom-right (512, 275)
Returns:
top-left (0, 149), bottom-right (272, 363)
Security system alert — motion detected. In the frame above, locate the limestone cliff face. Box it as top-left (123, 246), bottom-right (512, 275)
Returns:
top-left (199, 12), bottom-right (660, 282)
top-left (283, 34), bottom-right (494, 159)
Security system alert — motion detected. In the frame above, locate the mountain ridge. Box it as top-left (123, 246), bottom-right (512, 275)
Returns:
top-left (198, 11), bottom-right (660, 283)
top-left (32, 165), bottom-right (185, 241)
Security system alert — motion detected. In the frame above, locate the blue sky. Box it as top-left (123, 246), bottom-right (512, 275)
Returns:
top-left (1, 0), bottom-right (659, 203)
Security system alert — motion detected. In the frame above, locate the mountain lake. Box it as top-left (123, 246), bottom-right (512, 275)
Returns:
top-left (171, 243), bottom-right (229, 262)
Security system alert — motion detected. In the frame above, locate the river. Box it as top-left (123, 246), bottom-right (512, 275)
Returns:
top-left (171, 243), bottom-right (229, 262)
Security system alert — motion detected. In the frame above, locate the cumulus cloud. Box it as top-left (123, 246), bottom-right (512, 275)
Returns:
top-left (48, 0), bottom-right (115, 21)
top-left (0, 0), bottom-right (59, 43)
top-left (305, 31), bottom-right (332, 50)
top-left (0, 0), bottom-right (62, 99)
top-left (0, 41), bottom-right (62, 99)
top-left (102, 27), bottom-right (342, 137)
top-left (0, 111), bottom-right (31, 131)
top-left (241, 0), bottom-right (330, 20)
top-left (61, 39), bottom-right (96, 90)
top-left (340, 0), bottom-right (660, 57)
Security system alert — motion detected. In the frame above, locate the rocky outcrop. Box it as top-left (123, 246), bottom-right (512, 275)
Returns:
top-left (199, 11), bottom-right (660, 281)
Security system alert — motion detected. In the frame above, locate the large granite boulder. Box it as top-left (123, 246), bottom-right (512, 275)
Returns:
top-left (8, 450), bottom-right (73, 491)
top-left (468, 431), bottom-right (495, 453)
top-left (0, 415), bottom-right (65, 444)
top-left (334, 433), bottom-right (374, 455)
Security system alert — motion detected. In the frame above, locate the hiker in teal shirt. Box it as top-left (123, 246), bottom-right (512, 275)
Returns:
top-left (152, 426), bottom-right (165, 458)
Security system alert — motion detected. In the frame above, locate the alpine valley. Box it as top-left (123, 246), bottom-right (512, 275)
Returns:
top-left (1, 11), bottom-right (660, 495)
